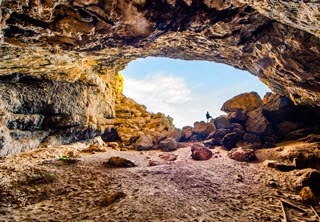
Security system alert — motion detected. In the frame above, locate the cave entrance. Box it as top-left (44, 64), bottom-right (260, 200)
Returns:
top-left (121, 57), bottom-right (271, 128)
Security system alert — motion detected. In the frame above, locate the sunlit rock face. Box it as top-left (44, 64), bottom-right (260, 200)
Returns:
top-left (0, 0), bottom-right (319, 155)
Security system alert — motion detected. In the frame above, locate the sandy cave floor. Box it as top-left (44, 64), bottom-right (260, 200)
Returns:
top-left (0, 142), bottom-right (319, 222)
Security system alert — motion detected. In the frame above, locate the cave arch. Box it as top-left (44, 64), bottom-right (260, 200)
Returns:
top-left (0, 0), bottom-right (319, 155)
top-left (0, 0), bottom-right (319, 106)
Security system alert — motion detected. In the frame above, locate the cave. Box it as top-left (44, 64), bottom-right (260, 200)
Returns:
top-left (0, 0), bottom-right (320, 221)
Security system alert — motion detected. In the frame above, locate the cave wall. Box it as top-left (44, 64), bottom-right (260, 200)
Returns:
top-left (0, 0), bottom-right (319, 155)
top-left (0, 73), bottom-right (116, 156)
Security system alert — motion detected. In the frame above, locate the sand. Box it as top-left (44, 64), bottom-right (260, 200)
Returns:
top-left (0, 142), bottom-right (318, 221)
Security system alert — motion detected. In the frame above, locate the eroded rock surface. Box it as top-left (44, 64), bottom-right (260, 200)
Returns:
top-left (0, 0), bottom-right (319, 155)
top-left (208, 92), bottom-right (320, 150)
top-left (221, 92), bottom-right (263, 112)
top-left (104, 93), bottom-right (179, 151)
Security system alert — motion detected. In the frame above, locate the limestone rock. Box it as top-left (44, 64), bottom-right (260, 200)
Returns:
top-left (290, 169), bottom-right (320, 193)
top-left (180, 126), bottom-right (193, 142)
top-left (222, 132), bottom-right (241, 151)
top-left (191, 144), bottom-right (213, 161)
top-left (276, 143), bottom-right (320, 169)
top-left (179, 122), bottom-right (215, 142)
top-left (105, 157), bottom-right (136, 168)
top-left (193, 121), bottom-right (216, 137)
top-left (82, 144), bottom-right (106, 153)
top-left (266, 160), bottom-right (296, 172)
top-left (203, 139), bottom-right (215, 149)
top-left (243, 133), bottom-right (261, 148)
top-left (0, 0), bottom-right (320, 155)
top-left (214, 116), bottom-right (232, 130)
top-left (231, 123), bottom-right (246, 138)
top-left (159, 153), bottom-right (178, 161)
top-left (263, 92), bottom-right (273, 104)
top-left (159, 138), bottom-right (178, 152)
top-left (107, 142), bottom-right (119, 150)
top-left (245, 108), bottom-right (274, 137)
top-left (110, 94), bottom-right (179, 150)
top-left (261, 94), bottom-right (295, 125)
top-left (221, 92), bottom-right (263, 112)
top-left (211, 129), bottom-right (231, 146)
top-left (228, 147), bottom-right (257, 162)
top-left (148, 160), bottom-right (159, 166)
top-left (134, 135), bottom-right (153, 151)
top-left (228, 110), bottom-right (248, 124)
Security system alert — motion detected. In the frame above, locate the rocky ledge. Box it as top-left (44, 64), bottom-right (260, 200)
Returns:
top-left (0, 0), bottom-right (319, 155)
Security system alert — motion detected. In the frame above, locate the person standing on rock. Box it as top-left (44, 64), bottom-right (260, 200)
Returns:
top-left (206, 111), bottom-right (212, 123)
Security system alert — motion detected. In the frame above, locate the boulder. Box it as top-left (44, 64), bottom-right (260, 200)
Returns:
top-left (134, 135), bottom-right (153, 151)
top-left (192, 121), bottom-right (216, 139)
top-left (221, 92), bottom-right (263, 113)
top-left (228, 147), bottom-right (257, 162)
top-left (229, 109), bottom-right (248, 123)
top-left (222, 132), bottom-right (241, 150)
top-left (214, 116), bottom-right (232, 129)
top-left (261, 94), bottom-right (295, 125)
top-left (243, 133), bottom-right (261, 148)
top-left (211, 129), bottom-right (231, 146)
top-left (191, 144), bottom-right (213, 161)
top-left (203, 139), bottom-right (215, 149)
top-left (205, 130), bottom-right (216, 140)
top-left (180, 122), bottom-right (216, 142)
top-left (159, 137), bottom-right (178, 152)
top-left (179, 126), bottom-right (193, 142)
top-left (189, 134), bottom-right (207, 142)
top-left (245, 107), bottom-right (274, 137)
top-left (232, 123), bottom-right (245, 138)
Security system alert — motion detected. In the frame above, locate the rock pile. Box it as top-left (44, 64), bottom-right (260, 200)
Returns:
top-left (204, 92), bottom-right (320, 151)
top-left (101, 94), bottom-right (180, 151)
top-left (179, 121), bottom-right (215, 142)
top-left (191, 143), bottom-right (213, 161)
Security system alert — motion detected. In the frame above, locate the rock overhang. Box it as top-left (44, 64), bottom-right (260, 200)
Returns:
top-left (0, 0), bottom-right (319, 155)
top-left (0, 0), bottom-right (319, 105)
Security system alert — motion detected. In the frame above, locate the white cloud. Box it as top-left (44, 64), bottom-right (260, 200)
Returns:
top-left (123, 73), bottom-right (192, 104)
top-left (123, 73), bottom-right (222, 128)
top-left (123, 73), bottom-right (194, 127)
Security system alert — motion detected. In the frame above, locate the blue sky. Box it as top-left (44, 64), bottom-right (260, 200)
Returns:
top-left (121, 57), bottom-right (270, 128)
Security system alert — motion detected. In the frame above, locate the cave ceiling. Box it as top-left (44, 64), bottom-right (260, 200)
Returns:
top-left (0, 0), bottom-right (319, 106)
